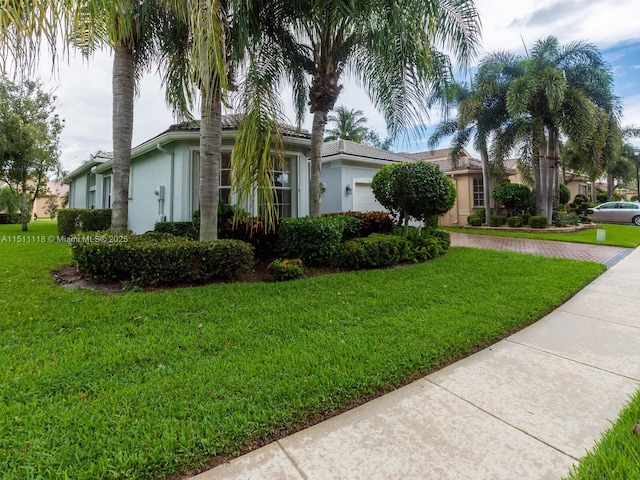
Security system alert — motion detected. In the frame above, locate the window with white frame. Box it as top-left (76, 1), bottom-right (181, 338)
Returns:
top-left (273, 157), bottom-right (292, 218)
top-left (190, 151), bottom-right (232, 212)
top-left (102, 176), bottom-right (112, 208)
top-left (473, 177), bottom-right (484, 207)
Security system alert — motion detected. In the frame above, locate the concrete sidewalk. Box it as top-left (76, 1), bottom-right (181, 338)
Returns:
top-left (193, 248), bottom-right (640, 480)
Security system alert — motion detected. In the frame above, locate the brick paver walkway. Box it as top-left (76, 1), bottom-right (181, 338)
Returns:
top-left (450, 232), bottom-right (633, 268)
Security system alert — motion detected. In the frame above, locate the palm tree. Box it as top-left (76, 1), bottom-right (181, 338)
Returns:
top-left (71, 1), bottom-right (175, 234)
top-left (428, 59), bottom-right (520, 225)
top-left (482, 37), bottom-right (619, 220)
top-left (161, 1), bottom-right (295, 240)
top-left (278, 0), bottom-right (480, 217)
top-left (324, 106), bottom-right (369, 142)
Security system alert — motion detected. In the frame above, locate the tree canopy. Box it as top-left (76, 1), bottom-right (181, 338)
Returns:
top-left (372, 162), bottom-right (456, 236)
top-left (0, 79), bottom-right (62, 230)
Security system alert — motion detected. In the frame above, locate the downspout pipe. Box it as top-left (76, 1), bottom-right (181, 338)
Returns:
top-left (156, 143), bottom-right (174, 221)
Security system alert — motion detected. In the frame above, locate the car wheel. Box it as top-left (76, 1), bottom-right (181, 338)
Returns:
top-left (634, 216), bottom-right (640, 226)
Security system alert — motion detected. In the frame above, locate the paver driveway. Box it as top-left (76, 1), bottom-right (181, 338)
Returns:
top-left (449, 232), bottom-right (632, 268)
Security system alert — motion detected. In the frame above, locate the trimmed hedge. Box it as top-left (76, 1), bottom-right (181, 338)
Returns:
top-left (507, 216), bottom-right (523, 228)
top-left (468, 216), bottom-right (482, 226)
top-left (154, 221), bottom-right (198, 240)
top-left (277, 217), bottom-right (346, 267)
top-left (323, 211), bottom-right (393, 236)
top-left (70, 232), bottom-right (254, 285)
top-left (528, 216), bottom-right (548, 229)
top-left (337, 234), bottom-right (405, 270)
top-left (58, 209), bottom-right (112, 237)
top-left (0, 213), bottom-right (20, 224)
top-left (490, 215), bottom-right (507, 227)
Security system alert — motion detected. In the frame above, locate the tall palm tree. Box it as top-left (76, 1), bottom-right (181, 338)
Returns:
top-left (428, 60), bottom-right (520, 225)
top-left (161, 0), bottom-right (295, 240)
top-left (483, 37), bottom-right (619, 220)
top-left (324, 106), bottom-right (369, 142)
top-left (72, 0), bottom-right (173, 233)
top-left (279, 0), bottom-right (480, 217)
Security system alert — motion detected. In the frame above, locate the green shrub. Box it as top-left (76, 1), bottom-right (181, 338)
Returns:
top-left (568, 194), bottom-right (593, 222)
top-left (323, 211), bottom-right (394, 236)
top-left (0, 213), bottom-right (21, 224)
top-left (57, 209), bottom-right (83, 237)
top-left (424, 228), bottom-right (451, 250)
top-left (557, 183), bottom-right (571, 205)
top-left (58, 209), bottom-right (112, 237)
top-left (520, 213), bottom-right (532, 226)
top-left (331, 215), bottom-right (363, 241)
top-left (507, 216), bottom-right (523, 228)
top-left (490, 215), bottom-right (507, 227)
top-left (337, 234), bottom-right (405, 270)
top-left (468, 216), bottom-right (483, 226)
top-left (70, 233), bottom-right (254, 285)
top-left (267, 258), bottom-right (305, 282)
top-left (553, 211), bottom-right (581, 227)
top-left (491, 182), bottom-right (534, 216)
top-left (528, 216), bottom-right (548, 229)
top-left (154, 221), bottom-right (198, 239)
top-left (80, 209), bottom-right (112, 232)
top-left (277, 217), bottom-right (345, 267)
top-left (401, 227), bottom-right (446, 262)
top-left (631, 195), bottom-right (638, 202)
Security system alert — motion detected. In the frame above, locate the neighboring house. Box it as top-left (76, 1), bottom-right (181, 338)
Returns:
top-left (32, 180), bottom-right (69, 219)
top-left (320, 139), bottom-right (414, 214)
top-left (67, 119), bottom-right (312, 233)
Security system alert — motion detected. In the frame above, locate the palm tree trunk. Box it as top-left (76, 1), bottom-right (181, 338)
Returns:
top-left (309, 110), bottom-right (327, 218)
top-left (606, 173), bottom-right (614, 201)
top-left (199, 87), bottom-right (222, 241)
top-left (480, 150), bottom-right (491, 224)
top-left (111, 43), bottom-right (135, 234)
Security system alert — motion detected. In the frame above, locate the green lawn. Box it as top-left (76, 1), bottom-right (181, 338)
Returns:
top-left (0, 221), bottom-right (606, 479)
top-left (444, 224), bottom-right (640, 248)
top-left (565, 389), bottom-right (640, 480)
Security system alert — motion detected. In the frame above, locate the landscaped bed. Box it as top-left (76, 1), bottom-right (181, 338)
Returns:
top-left (1, 221), bottom-right (606, 479)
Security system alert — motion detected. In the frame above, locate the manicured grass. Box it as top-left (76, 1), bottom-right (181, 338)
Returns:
top-left (0, 222), bottom-right (605, 479)
top-left (565, 389), bottom-right (640, 479)
top-left (444, 224), bottom-right (640, 248)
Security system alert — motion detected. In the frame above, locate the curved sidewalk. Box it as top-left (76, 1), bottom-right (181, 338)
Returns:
top-left (192, 247), bottom-right (640, 480)
top-left (450, 232), bottom-right (633, 268)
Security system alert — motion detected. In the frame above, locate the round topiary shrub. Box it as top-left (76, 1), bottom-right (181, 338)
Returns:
top-left (528, 216), bottom-right (548, 229)
top-left (507, 216), bottom-right (523, 228)
top-left (490, 215), bottom-right (507, 227)
top-left (468, 216), bottom-right (482, 226)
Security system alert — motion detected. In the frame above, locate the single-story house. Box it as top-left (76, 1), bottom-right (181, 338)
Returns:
top-left (67, 119), bottom-right (312, 233)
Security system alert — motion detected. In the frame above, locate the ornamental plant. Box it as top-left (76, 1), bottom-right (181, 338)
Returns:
top-left (267, 258), bottom-right (305, 282)
top-left (371, 162), bottom-right (456, 237)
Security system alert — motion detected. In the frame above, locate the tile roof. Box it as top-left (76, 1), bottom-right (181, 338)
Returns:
top-left (166, 115), bottom-right (311, 139)
top-left (322, 139), bottom-right (414, 163)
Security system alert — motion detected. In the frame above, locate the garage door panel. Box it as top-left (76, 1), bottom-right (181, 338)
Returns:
top-left (353, 183), bottom-right (385, 212)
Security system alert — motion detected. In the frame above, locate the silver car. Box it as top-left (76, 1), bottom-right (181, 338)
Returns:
top-left (591, 201), bottom-right (640, 226)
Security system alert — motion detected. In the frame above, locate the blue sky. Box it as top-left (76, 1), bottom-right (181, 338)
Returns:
top-left (35, 0), bottom-right (640, 171)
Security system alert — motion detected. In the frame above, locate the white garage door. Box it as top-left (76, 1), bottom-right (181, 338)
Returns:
top-left (353, 182), bottom-right (385, 212)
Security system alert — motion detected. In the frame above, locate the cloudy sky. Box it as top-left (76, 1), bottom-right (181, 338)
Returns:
top-left (34, 0), bottom-right (640, 173)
